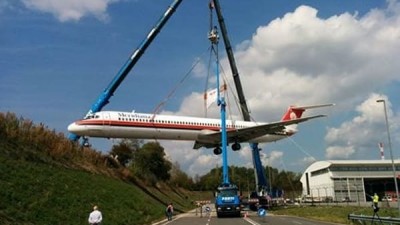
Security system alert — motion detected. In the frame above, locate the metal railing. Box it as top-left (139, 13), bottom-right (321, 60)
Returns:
top-left (348, 213), bottom-right (400, 224)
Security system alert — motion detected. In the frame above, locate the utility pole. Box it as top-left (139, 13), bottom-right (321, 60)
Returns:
top-left (376, 99), bottom-right (400, 217)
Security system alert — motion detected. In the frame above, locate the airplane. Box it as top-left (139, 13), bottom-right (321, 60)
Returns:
top-left (68, 103), bottom-right (333, 154)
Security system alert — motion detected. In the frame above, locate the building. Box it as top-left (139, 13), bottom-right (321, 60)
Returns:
top-left (300, 160), bottom-right (400, 202)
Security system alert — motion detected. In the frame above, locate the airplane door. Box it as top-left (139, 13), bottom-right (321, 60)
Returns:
top-left (102, 113), bottom-right (111, 126)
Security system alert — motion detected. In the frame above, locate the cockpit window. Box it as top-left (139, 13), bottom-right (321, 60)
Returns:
top-left (83, 114), bottom-right (100, 120)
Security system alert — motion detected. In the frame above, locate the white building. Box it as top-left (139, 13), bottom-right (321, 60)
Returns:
top-left (300, 160), bottom-right (400, 202)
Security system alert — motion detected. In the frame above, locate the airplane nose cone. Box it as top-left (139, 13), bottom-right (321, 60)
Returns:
top-left (67, 122), bottom-right (79, 133)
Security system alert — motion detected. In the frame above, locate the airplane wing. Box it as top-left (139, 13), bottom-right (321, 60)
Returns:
top-left (193, 115), bottom-right (326, 149)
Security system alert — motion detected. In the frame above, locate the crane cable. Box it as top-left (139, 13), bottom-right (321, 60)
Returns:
top-left (150, 47), bottom-right (211, 118)
top-left (150, 0), bottom-right (255, 123)
top-left (207, 1), bottom-right (257, 124)
top-left (206, 1), bottom-right (237, 121)
top-left (204, 1), bottom-right (217, 118)
top-left (286, 136), bottom-right (317, 161)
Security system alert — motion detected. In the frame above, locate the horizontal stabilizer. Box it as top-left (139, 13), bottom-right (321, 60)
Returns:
top-left (291, 103), bottom-right (335, 110)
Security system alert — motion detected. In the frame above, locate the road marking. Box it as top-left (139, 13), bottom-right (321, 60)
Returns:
top-left (243, 217), bottom-right (261, 225)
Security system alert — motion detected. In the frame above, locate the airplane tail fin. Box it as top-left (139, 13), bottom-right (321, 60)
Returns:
top-left (281, 103), bottom-right (334, 121)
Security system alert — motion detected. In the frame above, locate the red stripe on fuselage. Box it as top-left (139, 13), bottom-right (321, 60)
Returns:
top-left (76, 120), bottom-right (236, 132)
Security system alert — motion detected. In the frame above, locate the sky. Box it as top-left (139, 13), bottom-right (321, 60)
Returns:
top-left (1, 0), bottom-right (400, 177)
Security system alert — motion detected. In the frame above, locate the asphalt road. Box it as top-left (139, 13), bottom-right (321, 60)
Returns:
top-left (153, 204), bottom-right (343, 225)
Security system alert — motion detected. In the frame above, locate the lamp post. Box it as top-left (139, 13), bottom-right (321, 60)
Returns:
top-left (377, 99), bottom-right (400, 216)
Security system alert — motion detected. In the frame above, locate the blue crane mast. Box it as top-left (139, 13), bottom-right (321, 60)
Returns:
top-left (211, 0), bottom-right (270, 204)
top-left (209, 24), bottom-right (241, 218)
top-left (69, 0), bottom-right (183, 143)
top-left (213, 30), bottom-right (229, 185)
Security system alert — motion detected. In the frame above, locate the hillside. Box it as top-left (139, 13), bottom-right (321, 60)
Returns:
top-left (0, 112), bottom-right (205, 225)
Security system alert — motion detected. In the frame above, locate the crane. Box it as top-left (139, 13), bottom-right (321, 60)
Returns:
top-left (69, 0), bottom-right (269, 206)
top-left (210, 0), bottom-right (270, 208)
top-left (209, 22), bottom-right (241, 218)
top-left (69, 0), bottom-right (183, 145)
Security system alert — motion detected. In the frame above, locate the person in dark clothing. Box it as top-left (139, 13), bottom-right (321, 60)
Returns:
top-left (166, 203), bottom-right (174, 221)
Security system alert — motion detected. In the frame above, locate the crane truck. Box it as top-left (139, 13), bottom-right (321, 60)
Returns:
top-left (211, 0), bottom-right (271, 210)
top-left (208, 23), bottom-right (241, 217)
top-left (215, 183), bottom-right (241, 217)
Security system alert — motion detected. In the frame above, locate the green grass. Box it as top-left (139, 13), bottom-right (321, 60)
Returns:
top-left (0, 140), bottom-right (199, 225)
top-left (0, 113), bottom-right (214, 225)
top-left (0, 158), bottom-right (164, 224)
top-left (3, 141), bottom-right (399, 225)
top-left (271, 205), bottom-right (399, 224)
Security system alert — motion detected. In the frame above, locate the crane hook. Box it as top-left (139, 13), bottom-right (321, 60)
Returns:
top-left (208, 25), bottom-right (219, 44)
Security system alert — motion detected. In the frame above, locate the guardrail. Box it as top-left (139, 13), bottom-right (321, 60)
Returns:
top-left (348, 213), bottom-right (400, 224)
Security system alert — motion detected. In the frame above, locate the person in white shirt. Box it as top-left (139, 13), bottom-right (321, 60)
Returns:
top-left (88, 205), bottom-right (102, 225)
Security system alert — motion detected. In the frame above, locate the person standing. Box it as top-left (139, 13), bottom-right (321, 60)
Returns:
top-left (88, 205), bottom-right (103, 225)
top-left (373, 193), bottom-right (379, 211)
top-left (166, 203), bottom-right (174, 221)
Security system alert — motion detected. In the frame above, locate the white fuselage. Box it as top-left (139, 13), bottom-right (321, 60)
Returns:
top-left (68, 111), bottom-right (295, 146)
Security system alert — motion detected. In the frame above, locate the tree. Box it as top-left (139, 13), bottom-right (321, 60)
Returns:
top-left (169, 161), bottom-right (194, 189)
top-left (229, 166), bottom-right (255, 193)
top-left (196, 167), bottom-right (223, 190)
top-left (109, 139), bottom-right (141, 167)
top-left (131, 142), bottom-right (172, 183)
top-left (193, 165), bottom-right (302, 195)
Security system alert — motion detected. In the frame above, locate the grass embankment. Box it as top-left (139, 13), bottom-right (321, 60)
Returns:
top-left (271, 205), bottom-right (398, 224)
top-left (0, 138), bottom-right (201, 224)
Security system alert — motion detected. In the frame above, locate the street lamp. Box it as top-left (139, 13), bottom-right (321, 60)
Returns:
top-left (377, 99), bottom-right (400, 216)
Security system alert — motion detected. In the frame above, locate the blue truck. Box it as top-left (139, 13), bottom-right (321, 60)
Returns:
top-left (215, 183), bottom-right (241, 217)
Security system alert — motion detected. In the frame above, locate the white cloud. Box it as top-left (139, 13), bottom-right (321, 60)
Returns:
top-left (132, 2), bottom-right (400, 176)
top-left (267, 150), bottom-right (284, 167)
top-left (325, 145), bottom-right (355, 159)
top-left (21, 0), bottom-right (119, 22)
top-left (160, 140), bottom-right (221, 176)
top-left (235, 145), bottom-right (253, 168)
top-left (324, 93), bottom-right (400, 160)
top-left (233, 146), bottom-right (284, 168)
top-left (225, 3), bottom-right (400, 122)
top-left (188, 154), bottom-right (220, 175)
top-left (173, 2), bottom-right (400, 125)
top-left (301, 156), bottom-right (317, 165)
